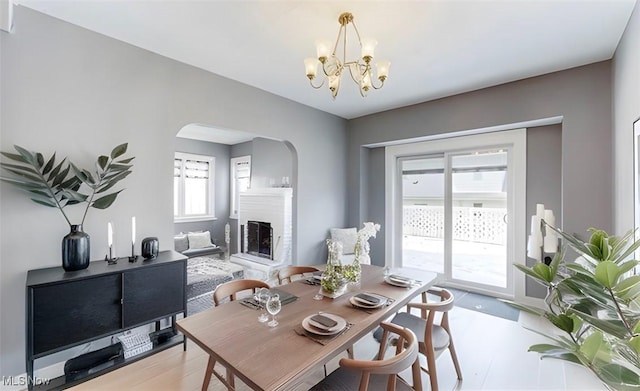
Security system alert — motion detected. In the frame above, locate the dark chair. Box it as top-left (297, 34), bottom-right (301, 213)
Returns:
top-left (277, 265), bottom-right (320, 285)
top-left (311, 322), bottom-right (423, 391)
top-left (374, 287), bottom-right (462, 391)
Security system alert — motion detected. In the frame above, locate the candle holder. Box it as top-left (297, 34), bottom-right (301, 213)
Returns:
top-left (129, 243), bottom-right (138, 262)
top-left (527, 204), bottom-right (558, 265)
top-left (105, 246), bottom-right (118, 265)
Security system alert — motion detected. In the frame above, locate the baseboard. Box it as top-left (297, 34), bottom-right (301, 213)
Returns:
top-left (2, 361), bottom-right (64, 391)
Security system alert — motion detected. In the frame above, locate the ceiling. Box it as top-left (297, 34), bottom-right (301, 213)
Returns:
top-left (15, 0), bottom-right (637, 121)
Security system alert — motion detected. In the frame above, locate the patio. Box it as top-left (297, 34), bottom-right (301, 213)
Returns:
top-left (402, 235), bottom-right (507, 288)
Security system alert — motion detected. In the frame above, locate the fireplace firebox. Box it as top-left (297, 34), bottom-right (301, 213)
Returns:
top-left (246, 221), bottom-right (273, 260)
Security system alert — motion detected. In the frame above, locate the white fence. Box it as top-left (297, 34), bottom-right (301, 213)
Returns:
top-left (403, 205), bottom-right (507, 245)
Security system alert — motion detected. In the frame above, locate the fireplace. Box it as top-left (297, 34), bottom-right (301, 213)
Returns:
top-left (246, 220), bottom-right (273, 260)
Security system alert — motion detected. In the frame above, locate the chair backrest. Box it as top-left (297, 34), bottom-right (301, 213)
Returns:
top-left (277, 266), bottom-right (319, 285)
top-left (340, 322), bottom-right (422, 391)
top-left (213, 279), bottom-right (270, 306)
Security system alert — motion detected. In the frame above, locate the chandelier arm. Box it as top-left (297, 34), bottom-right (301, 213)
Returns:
top-left (350, 19), bottom-right (364, 47)
top-left (309, 78), bottom-right (325, 89)
top-left (332, 24), bottom-right (345, 58)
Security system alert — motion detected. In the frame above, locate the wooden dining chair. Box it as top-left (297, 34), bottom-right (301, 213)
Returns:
top-left (202, 279), bottom-right (270, 391)
top-left (310, 322), bottom-right (422, 391)
top-left (374, 287), bottom-right (462, 391)
top-left (276, 265), bottom-right (319, 285)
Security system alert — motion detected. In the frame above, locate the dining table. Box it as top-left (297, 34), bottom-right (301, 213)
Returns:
top-left (176, 264), bottom-right (438, 391)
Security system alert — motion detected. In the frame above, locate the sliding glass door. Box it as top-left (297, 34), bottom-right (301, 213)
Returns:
top-left (387, 130), bottom-right (526, 298)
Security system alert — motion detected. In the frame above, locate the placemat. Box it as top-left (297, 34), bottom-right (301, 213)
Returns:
top-left (293, 322), bottom-right (353, 346)
top-left (239, 288), bottom-right (299, 310)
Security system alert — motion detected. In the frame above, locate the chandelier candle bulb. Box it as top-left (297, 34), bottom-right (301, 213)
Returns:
top-left (376, 60), bottom-right (390, 80)
top-left (304, 58), bottom-right (318, 78)
top-left (315, 40), bottom-right (331, 61)
top-left (361, 38), bottom-right (377, 61)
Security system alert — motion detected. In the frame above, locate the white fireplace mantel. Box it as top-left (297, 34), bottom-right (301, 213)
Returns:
top-left (230, 187), bottom-right (293, 281)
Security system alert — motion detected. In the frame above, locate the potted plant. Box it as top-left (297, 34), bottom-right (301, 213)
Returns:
top-left (512, 223), bottom-right (640, 390)
top-left (0, 143), bottom-right (134, 271)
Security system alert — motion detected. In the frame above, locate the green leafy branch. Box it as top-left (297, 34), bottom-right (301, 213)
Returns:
top-left (510, 223), bottom-right (640, 389)
top-left (70, 143), bottom-right (134, 225)
top-left (0, 143), bottom-right (134, 228)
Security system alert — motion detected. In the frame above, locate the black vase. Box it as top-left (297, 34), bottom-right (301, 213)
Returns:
top-left (62, 224), bottom-right (90, 271)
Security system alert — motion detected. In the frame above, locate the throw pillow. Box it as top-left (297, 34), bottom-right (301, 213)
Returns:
top-left (330, 227), bottom-right (358, 255)
top-left (174, 233), bottom-right (189, 253)
top-left (188, 231), bottom-right (214, 249)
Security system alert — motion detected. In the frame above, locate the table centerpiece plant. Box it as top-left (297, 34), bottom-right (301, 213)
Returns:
top-left (511, 223), bottom-right (640, 390)
top-left (0, 143), bottom-right (134, 271)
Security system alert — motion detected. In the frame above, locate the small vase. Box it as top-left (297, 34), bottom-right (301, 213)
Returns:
top-left (62, 224), bottom-right (90, 271)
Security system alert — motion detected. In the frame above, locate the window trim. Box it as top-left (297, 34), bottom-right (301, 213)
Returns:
top-left (174, 152), bottom-right (216, 222)
top-left (229, 155), bottom-right (251, 219)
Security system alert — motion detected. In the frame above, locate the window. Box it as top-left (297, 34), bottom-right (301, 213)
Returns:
top-left (230, 156), bottom-right (251, 219)
top-left (174, 152), bottom-right (215, 221)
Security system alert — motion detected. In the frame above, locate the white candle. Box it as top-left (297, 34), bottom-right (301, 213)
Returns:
top-left (530, 216), bottom-right (542, 243)
top-left (544, 231), bottom-right (558, 253)
top-left (527, 235), bottom-right (542, 261)
top-left (536, 204), bottom-right (545, 218)
top-left (108, 222), bottom-right (113, 247)
top-left (543, 209), bottom-right (555, 228)
top-left (131, 216), bottom-right (136, 245)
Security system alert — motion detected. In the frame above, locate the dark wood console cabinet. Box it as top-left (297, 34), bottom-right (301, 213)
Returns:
top-left (26, 250), bottom-right (187, 390)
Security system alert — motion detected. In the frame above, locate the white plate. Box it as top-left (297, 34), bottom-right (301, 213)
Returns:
top-left (350, 294), bottom-right (385, 309)
top-left (384, 275), bottom-right (412, 287)
top-left (302, 313), bottom-right (347, 335)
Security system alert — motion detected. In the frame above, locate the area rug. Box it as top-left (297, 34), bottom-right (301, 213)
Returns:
top-left (187, 293), bottom-right (214, 316)
top-left (445, 288), bottom-right (520, 321)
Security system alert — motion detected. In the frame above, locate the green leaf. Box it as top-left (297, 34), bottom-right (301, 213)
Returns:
top-left (2, 167), bottom-right (43, 183)
top-left (601, 236), bottom-right (610, 261)
top-left (35, 152), bottom-right (44, 169)
top-left (548, 313), bottom-right (574, 334)
top-left (97, 155), bottom-right (109, 170)
top-left (528, 344), bottom-right (581, 364)
top-left (533, 262), bottom-right (553, 283)
top-left (629, 336), bottom-right (640, 354)
top-left (0, 177), bottom-right (47, 191)
top-left (42, 153), bottom-right (56, 175)
top-left (614, 276), bottom-right (640, 300)
top-left (53, 164), bottom-right (71, 187)
top-left (60, 189), bottom-right (87, 203)
top-left (514, 263), bottom-right (552, 286)
top-left (116, 157), bottom-right (135, 164)
top-left (619, 260), bottom-right (639, 275)
top-left (0, 162), bottom-right (39, 175)
top-left (110, 143), bottom-right (128, 159)
top-left (31, 198), bottom-right (57, 208)
top-left (595, 261), bottom-right (620, 288)
top-left (46, 158), bottom-right (65, 182)
top-left (14, 145), bottom-right (35, 165)
top-left (91, 191), bottom-right (122, 209)
top-left (580, 331), bottom-right (606, 363)
top-left (598, 363), bottom-right (640, 386)
top-left (0, 151), bottom-right (27, 163)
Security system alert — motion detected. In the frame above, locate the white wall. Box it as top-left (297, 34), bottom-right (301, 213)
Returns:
top-left (0, 6), bottom-right (347, 376)
top-left (613, 1), bottom-right (640, 234)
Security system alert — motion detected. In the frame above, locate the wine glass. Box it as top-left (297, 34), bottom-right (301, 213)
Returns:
top-left (255, 288), bottom-right (270, 323)
top-left (266, 293), bottom-right (281, 328)
top-left (313, 286), bottom-right (324, 301)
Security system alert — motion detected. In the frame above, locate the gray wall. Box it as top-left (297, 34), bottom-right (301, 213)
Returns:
top-left (613, 1), bottom-right (640, 234)
top-left (251, 137), bottom-right (293, 188)
top-left (348, 62), bottom-right (613, 280)
top-left (0, 6), bottom-right (347, 376)
top-left (525, 124), bottom-right (562, 297)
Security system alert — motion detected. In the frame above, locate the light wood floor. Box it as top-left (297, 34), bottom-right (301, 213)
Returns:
top-left (70, 307), bottom-right (606, 391)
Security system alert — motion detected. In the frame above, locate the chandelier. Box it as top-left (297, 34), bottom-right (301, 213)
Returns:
top-left (304, 12), bottom-right (390, 99)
